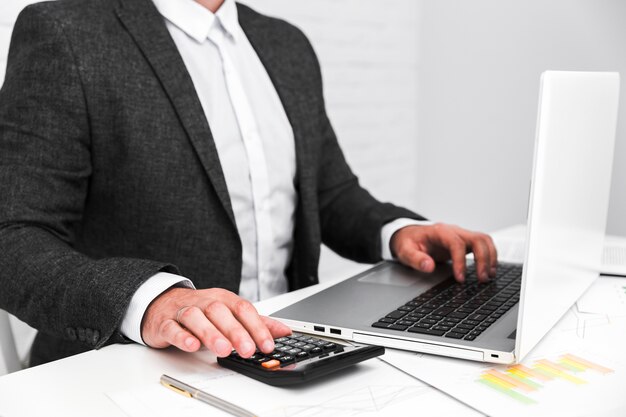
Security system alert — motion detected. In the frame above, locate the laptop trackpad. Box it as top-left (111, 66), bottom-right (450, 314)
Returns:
top-left (358, 267), bottom-right (422, 287)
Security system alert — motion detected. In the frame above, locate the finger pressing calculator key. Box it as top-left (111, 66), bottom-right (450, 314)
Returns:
top-left (217, 333), bottom-right (384, 386)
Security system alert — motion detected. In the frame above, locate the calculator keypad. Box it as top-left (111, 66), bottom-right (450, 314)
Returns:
top-left (227, 333), bottom-right (342, 369)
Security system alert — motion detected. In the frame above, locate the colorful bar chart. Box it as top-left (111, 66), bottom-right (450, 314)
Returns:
top-left (476, 353), bottom-right (614, 404)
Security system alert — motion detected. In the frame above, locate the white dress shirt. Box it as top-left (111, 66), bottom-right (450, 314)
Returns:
top-left (120, 0), bottom-right (430, 344)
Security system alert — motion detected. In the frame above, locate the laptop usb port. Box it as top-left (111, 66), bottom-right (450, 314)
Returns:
top-left (330, 328), bottom-right (341, 335)
top-left (314, 325), bottom-right (325, 332)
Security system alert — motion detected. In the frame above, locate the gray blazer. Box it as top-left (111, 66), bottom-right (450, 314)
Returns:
top-left (0, 0), bottom-right (423, 365)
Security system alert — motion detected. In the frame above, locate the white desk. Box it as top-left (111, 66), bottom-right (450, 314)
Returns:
top-left (1, 231), bottom-right (624, 417)
top-left (0, 270), bottom-right (482, 417)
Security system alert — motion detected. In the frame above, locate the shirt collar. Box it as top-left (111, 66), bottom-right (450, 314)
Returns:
top-left (152, 0), bottom-right (240, 43)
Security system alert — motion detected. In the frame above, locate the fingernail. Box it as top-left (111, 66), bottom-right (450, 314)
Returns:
top-left (457, 272), bottom-right (465, 282)
top-left (420, 260), bottom-right (429, 270)
top-left (240, 341), bottom-right (254, 355)
top-left (214, 339), bottom-right (230, 355)
top-left (262, 340), bottom-right (274, 353)
top-left (185, 337), bottom-right (195, 348)
top-left (490, 267), bottom-right (497, 276)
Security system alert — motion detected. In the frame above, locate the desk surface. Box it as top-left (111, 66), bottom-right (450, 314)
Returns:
top-left (1, 229), bottom-right (624, 417)
top-left (0, 276), bottom-right (347, 417)
top-left (2, 267), bottom-right (481, 417)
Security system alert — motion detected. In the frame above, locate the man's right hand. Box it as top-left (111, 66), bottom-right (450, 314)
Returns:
top-left (141, 287), bottom-right (291, 358)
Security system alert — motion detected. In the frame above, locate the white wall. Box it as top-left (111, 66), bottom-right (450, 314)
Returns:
top-left (414, 0), bottom-right (626, 236)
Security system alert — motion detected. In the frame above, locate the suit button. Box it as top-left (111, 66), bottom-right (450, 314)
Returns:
top-left (77, 327), bottom-right (86, 342)
top-left (65, 327), bottom-right (77, 341)
top-left (85, 328), bottom-right (93, 343)
top-left (91, 330), bottom-right (100, 345)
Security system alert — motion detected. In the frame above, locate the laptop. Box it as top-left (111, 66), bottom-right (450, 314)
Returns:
top-left (272, 71), bottom-right (621, 364)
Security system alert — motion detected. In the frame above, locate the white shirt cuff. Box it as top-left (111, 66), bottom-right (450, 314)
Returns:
top-left (120, 272), bottom-right (195, 345)
top-left (381, 218), bottom-right (435, 260)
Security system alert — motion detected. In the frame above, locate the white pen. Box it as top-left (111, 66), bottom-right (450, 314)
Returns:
top-left (160, 374), bottom-right (257, 417)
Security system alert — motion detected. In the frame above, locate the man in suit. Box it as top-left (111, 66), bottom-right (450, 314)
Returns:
top-left (0, 0), bottom-right (497, 366)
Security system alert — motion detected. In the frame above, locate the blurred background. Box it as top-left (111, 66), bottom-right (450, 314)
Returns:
top-left (1, 0), bottom-right (625, 370)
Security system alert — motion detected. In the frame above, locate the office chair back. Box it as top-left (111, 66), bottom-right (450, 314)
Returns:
top-left (0, 309), bottom-right (21, 375)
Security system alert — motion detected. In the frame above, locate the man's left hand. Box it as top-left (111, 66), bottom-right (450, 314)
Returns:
top-left (390, 223), bottom-right (497, 283)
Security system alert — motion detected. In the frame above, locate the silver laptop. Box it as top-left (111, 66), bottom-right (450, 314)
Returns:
top-left (273, 71), bottom-right (620, 364)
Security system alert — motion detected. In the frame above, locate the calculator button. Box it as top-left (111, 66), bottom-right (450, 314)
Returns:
top-left (293, 342), bottom-right (306, 347)
top-left (279, 355), bottom-right (295, 364)
top-left (287, 348), bottom-right (302, 355)
top-left (322, 343), bottom-right (337, 351)
top-left (277, 346), bottom-right (291, 352)
top-left (302, 344), bottom-right (315, 351)
top-left (295, 351), bottom-right (309, 361)
top-left (310, 347), bottom-right (323, 356)
top-left (275, 337), bottom-right (289, 343)
top-left (271, 352), bottom-right (284, 359)
top-left (262, 359), bottom-right (281, 369)
top-left (245, 354), bottom-right (263, 362)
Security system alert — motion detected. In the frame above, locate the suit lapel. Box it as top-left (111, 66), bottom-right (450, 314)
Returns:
top-left (115, 0), bottom-right (237, 229)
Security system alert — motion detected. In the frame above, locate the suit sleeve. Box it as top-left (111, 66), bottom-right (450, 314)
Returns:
top-left (306, 44), bottom-right (427, 263)
top-left (0, 6), bottom-right (178, 349)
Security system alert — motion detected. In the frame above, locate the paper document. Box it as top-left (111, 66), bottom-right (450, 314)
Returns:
top-left (381, 305), bottom-right (626, 417)
top-left (577, 276), bottom-right (626, 315)
top-left (107, 356), bottom-right (482, 417)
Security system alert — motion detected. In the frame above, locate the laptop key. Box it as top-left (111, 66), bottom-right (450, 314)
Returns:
top-left (372, 322), bottom-right (391, 329)
top-left (448, 312), bottom-right (469, 319)
top-left (388, 324), bottom-right (409, 331)
top-left (386, 310), bottom-right (407, 319)
top-left (378, 317), bottom-right (395, 323)
top-left (444, 332), bottom-right (464, 339)
top-left (407, 327), bottom-right (446, 336)
top-left (450, 327), bottom-right (470, 335)
top-left (468, 313), bottom-right (487, 322)
top-left (433, 307), bottom-right (454, 316)
top-left (464, 334), bottom-right (477, 341)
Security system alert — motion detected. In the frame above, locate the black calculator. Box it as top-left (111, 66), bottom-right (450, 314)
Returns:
top-left (217, 332), bottom-right (384, 386)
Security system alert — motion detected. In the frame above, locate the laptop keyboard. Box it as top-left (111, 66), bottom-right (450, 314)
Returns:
top-left (371, 263), bottom-right (521, 341)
